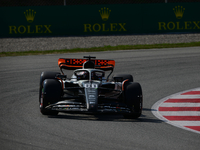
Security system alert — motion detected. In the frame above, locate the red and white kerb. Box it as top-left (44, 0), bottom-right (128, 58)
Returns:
top-left (152, 88), bottom-right (200, 134)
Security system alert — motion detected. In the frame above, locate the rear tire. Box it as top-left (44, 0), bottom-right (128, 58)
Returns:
top-left (123, 82), bottom-right (143, 119)
top-left (39, 71), bottom-right (60, 88)
top-left (112, 74), bottom-right (133, 82)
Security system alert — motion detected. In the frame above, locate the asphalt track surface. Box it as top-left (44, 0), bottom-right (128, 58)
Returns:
top-left (0, 47), bottom-right (200, 150)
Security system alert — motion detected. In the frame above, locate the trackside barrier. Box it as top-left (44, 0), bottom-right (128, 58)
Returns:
top-left (0, 2), bottom-right (200, 37)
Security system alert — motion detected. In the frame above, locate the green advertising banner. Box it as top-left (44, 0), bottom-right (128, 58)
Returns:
top-left (143, 3), bottom-right (200, 33)
top-left (0, 3), bottom-right (200, 37)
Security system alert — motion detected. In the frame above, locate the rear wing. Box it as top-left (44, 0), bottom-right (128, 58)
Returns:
top-left (58, 58), bottom-right (115, 71)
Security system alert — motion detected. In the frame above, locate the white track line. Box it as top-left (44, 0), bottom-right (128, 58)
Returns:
top-left (159, 103), bottom-right (200, 107)
top-left (170, 95), bottom-right (200, 99)
top-left (159, 111), bottom-right (200, 116)
top-left (170, 121), bottom-right (200, 126)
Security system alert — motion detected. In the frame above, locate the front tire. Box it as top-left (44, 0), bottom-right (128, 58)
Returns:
top-left (123, 82), bottom-right (143, 119)
top-left (40, 79), bottom-right (62, 115)
top-left (39, 72), bottom-right (60, 115)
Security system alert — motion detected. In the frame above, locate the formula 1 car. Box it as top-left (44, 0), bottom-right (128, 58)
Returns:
top-left (39, 56), bottom-right (143, 118)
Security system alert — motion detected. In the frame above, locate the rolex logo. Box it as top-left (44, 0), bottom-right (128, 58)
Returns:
top-left (99, 7), bottom-right (111, 21)
top-left (24, 9), bottom-right (36, 23)
top-left (173, 6), bottom-right (185, 19)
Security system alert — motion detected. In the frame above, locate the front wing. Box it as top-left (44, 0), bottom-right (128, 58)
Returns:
top-left (45, 100), bottom-right (131, 114)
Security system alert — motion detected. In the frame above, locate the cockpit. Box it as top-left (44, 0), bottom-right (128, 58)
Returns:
top-left (72, 70), bottom-right (105, 81)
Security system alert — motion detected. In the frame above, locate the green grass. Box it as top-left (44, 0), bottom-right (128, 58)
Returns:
top-left (1, 41), bottom-right (200, 57)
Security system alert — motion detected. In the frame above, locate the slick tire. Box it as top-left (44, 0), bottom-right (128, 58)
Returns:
top-left (112, 74), bottom-right (133, 82)
top-left (39, 71), bottom-right (61, 88)
top-left (39, 71), bottom-right (60, 111)
top-left (40, 79), bottom-right (62, 115)
top-left (123, 82), bottom-right (143, 119)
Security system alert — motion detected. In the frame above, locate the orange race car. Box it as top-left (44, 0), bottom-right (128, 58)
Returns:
top-left (39, 56), bottom-right (143, 118)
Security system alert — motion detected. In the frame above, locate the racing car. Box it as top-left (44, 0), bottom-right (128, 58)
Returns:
top-left (39, 56), bottom-right (143, 118)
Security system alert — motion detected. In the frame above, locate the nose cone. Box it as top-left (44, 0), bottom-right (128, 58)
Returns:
top-left (83, 82), bottom-right (99, 111)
